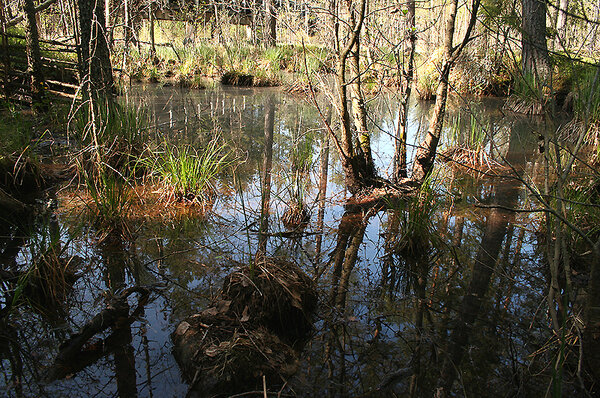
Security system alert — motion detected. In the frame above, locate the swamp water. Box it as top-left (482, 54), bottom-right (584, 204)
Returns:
top-left (1, 84), bottom-right (565, 397)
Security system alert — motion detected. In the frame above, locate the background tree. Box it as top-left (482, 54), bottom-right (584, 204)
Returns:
top-left (393, 0), bottom-right (416, 181)
top-left (77, 0), bottom-right (114, 98)
top-left (521, 0), bottom-right (550, 104)
top-left (23, 0), bottom-right (46, 109)
top-left (264, 0), bottom-right (276, 46)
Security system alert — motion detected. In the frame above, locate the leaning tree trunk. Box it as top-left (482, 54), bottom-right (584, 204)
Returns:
top-left (411, 0), bottom-right (458, 183)
top-left (23, 0), bottom-right (46, 109)
top-left (77, 0), bottom-right (114, 99)
top-left (412, 0), bottom-right (480, 183)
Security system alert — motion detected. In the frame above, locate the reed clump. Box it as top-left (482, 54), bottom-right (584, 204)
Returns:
top-left (441, 114), bottom-right (502, 175)
top-left (144, 139), bottom-right (233, 207)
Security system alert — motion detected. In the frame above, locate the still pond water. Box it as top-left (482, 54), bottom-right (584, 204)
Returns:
top-left (2, 83), bottom-right (563, 397)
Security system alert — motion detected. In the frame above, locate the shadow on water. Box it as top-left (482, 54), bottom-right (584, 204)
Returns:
top-left (1, 84), bottom-right (596, 396)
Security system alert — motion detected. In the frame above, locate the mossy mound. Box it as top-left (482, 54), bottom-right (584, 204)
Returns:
top-left (221, 71), bottom-right (280, 87)
top-left (220, 258), bottom-right (317, 345)
top-left (172, 312), bottom-right (298, 397)
top-left (172, 258), bottom-right (317, 395)
top-left (281, 204), bottom-right (311, 232)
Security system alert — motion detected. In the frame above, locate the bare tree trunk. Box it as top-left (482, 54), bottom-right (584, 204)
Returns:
top-left (393, 0), bottom-right (416, 180)
top-left (264, 0), bottom-right (276, 47)
top-left (23, 0), bottom-right (46, 109)
top-left (77, 0), bottom-right (114, 98)
top-left (103, 0), bottom-right (111, 48)
top-left (149, 0), bottom-right (156, 59)
top-left (411, 0), bottom-right (458, 183)
top-left (329, 0), bottom-right (339, 53)
top-left (412, 0), bottom-right (480, 183)
top-left (346, 16), bottom-right (375, 179)
top-left (122, 0), bottom-right (130, 71)
top-left (555, 0), bottom-right (569, 48)
top-left (332, 0), bottom-right (377, 194)
top-left (0, 0), bottom-right (12, 99)
top-left (349, 42), bottom-right (374, 169)
top-left (522, 0), bottom-right (550, 82)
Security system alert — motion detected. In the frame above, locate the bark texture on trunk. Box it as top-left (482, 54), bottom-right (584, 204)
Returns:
top-left (264, 0), bottom-right (276, 47)
top-left (412, 0), bottom-right (480, 183)
top-left (393, 0), bottom-right (416, 181)
top-left (23, 0), bottom-right (46, 108)
top-left (555, 0), bottom-right (568, 46)
top-left (77, 0), bottom-right (114, 98)
top-left (348, 39), bottom-right (375, 178)
top-left (333, 0), bottom-right (377, 195)
top-left (522, 0), bottom-right (550, 81)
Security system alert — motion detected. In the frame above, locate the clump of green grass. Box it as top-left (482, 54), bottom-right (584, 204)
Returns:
top-left (383, 172), bottom-right (443, 295)
top-left (562, 174), bottom-right (600, 242)
top-left (70, 100), bottom-right (146, 238)
top-left (574, 67), bottom-right (600, 125)
top-left (71, 99), bottom-right (150, 180)
top-left (449, 114), bottom-right (487, 150)
top-left (505, 71), bottom-right (548, 114)
top-left (557, 65), bottom-right (600, 161)
top-left (146, 139), bottom-right (233, 206)
top-left (398, 174), bottom-right (440, 256)
top-left (82, 165), bottom-right (134, 239)
top-left (442, 113), bottom-right (498, 174)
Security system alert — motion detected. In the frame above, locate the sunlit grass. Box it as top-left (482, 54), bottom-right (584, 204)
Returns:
top-left (145, 139), bottom-right (234, 206)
